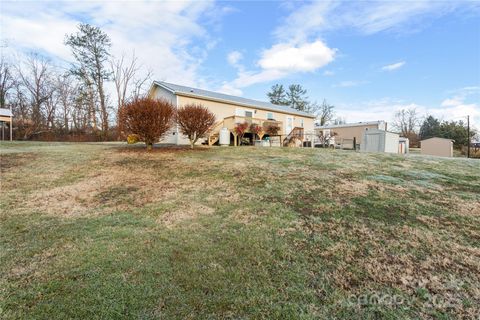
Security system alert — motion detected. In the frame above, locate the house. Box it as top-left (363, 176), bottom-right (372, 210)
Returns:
top-left (360, 128), bottom-right (399, 153)
top-left (316, 121), bottom-right (387, 149)
top-left (149, 81), bottom-right (315, 146)
top-left (420, 137), bottom-right (454, 157)
top-left (0, 108), bottom-right (13, 141)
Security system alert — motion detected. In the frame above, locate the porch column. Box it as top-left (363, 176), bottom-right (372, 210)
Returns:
top-left (233, 133), bottom-right (238, 146)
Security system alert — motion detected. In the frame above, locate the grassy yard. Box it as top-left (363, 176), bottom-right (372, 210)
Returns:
top-left (1, 142), bottom-right (479, 319)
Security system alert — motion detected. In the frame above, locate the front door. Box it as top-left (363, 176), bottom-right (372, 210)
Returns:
top-left (285, 116), bottom-right (293, 135)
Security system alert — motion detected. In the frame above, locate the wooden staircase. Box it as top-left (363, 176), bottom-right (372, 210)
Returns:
top-left (207, 120), bottom-right (225, 146)
top-left (208, 132), bottom-right (220, 146)
top-left (283, 127), bottom-right (304, 147)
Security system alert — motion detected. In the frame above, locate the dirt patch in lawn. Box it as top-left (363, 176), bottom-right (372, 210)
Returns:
top-left (116, 145), bottom-right (212, 154)
top-left (307, 220), bottom-right (480, 318)
top-left (0, 152), bottom-right (38, 172)
top-left (157, 203), bottom-right (214, 228)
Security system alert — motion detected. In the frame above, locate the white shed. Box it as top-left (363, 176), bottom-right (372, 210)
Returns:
top-left (398, 137), bottom-right (409, 154)
top-left (361, 129), bottom-right (399, 153)
top-left (420, 137), bottom-right (454, 157)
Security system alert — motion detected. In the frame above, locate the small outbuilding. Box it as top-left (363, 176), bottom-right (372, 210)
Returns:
top-left (398, 137), bottom-right (410, 154)
top-left (420, 137), bottom-right (454, 157)
top-left (360, 128), bottom-right (399, 153)
top-left (0, 108), bottom-right (13, 141)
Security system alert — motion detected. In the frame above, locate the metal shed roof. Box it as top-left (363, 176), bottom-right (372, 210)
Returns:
top-left (0, 108), bottom-right (12, 117)
top-left (316, 120), bottom-right (385, 129)
top-left (153, 81), bottom-right (315, 118)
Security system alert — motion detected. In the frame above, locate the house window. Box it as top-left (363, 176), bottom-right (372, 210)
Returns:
top-left (301, 119), bottom-right (304, 127)
top-left (245, 111), bottom-right (253, 118)
top-left (267, 112), bottom-right (274, 120)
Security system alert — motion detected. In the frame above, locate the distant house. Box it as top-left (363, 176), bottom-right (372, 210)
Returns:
top-left (149, 81), bottom-right (315, 146)
top-left (0, 108), bottom-right (13, 141)
top-left (316, 121), bottom-right (387, 149)
top-left (420, 137), bottom-right (454, 157)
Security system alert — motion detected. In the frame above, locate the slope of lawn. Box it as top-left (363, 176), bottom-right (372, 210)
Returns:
top-left (1, 141), bottom-right (479, 319)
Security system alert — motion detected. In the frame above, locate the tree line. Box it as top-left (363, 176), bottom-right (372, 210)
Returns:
top-left (392, 108), bottom-right (476, 149)
top-left (266, 84), bottom-right (476, 149)
top-left (0, 23), bottom-right (151, 141)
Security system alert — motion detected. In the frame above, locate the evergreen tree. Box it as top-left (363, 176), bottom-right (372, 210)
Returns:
top-left (267, 84), bottom-right (288, 105)
top-left (286, 84), bottom-right (309, 112)
top-left (419, 115), bottom-right (441, 140)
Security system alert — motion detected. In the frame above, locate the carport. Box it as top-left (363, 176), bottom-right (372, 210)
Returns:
top-left (0, 108), bottom-right (13, 141)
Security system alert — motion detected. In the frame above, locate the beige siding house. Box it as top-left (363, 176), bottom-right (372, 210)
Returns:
top-left (149, 81), bottom-right (315, 146)
top-left (316, 121), bottom-right (387, 149)
top-left (420, 137), bottom-right (454, 157)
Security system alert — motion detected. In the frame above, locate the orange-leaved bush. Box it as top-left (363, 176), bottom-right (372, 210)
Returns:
top-left (119, 97), bottom-right (175, 150)
top-left (176, 103), bottom-right (216, 149)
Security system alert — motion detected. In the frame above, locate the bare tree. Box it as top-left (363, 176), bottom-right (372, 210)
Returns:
top-left (111, 52), bottom-right (137, 112)
top-left (0, 56), bottom-right (14, 109)
top-left (16, 53), bottom-right (55, 134)
top-left (393, 108), bottom-right (420, 146)
top-left (131, 68), bottom-right (152, 101)
top-left (111, 51), bottom-right (153, 108)
top-left (312, 99), bottom-right (335, 126)
top-left (393, 108), bottom-right (419, 136)
top-left (56, 73), bottom-right (78, 131)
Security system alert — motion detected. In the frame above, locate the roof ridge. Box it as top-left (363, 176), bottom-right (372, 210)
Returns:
top-left (154, 81), bottom-right (314, 118)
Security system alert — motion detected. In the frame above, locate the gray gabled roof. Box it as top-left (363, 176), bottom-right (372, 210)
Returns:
top-left (0, 108), bottom-right (12, 117)
top-left (316, 121), bottom-right (385, 129)
top-left (153, 81), bottom-right (315, 118)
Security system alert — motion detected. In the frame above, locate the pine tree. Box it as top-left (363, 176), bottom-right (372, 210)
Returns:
top-left (65, 24), bottom-right (111, 138)
top-left (267, 84), bottom-right (288, 105)
top-left (286, 84), bottom-right (309, 112)
top-left (419, 115), bottom-right (441, 140)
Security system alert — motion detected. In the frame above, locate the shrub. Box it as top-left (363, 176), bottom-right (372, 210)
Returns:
top-left (250, 123), bottom-right (263, 140)
top-left (119, 97), bottom-right (175, 150)
top-left (176, 104), bottom-right (216, 149)
top-left (264, 123), bottom-right (280, 136)
top-left (234, 122), bottom-right (249, 145)
top-left (127, 134), bottom-right (139, 144)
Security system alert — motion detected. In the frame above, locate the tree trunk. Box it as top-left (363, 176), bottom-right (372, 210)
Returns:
top-left (146, 142), bottom-right (152, 151)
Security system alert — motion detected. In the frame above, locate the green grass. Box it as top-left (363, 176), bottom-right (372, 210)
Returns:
top-left (1, 141), bottom-right (479, 319)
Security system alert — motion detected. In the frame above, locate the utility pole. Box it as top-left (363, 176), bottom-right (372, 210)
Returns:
top-left (467, 115), bottom-right (470, 158)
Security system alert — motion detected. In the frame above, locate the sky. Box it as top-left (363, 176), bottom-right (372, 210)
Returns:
top-left (1, 0), bottom-right (479, 129)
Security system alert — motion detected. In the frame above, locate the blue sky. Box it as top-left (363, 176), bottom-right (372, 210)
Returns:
top-left (1, 0), bottom-right (479, 128)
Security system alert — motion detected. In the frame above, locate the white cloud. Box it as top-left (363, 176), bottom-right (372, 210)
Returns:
top-left (382, 61), bottom-right (406, 71)
top-left (275, 1), bottom-right (477, 37)
top-left (1, 1), bottom-right (223, 88)
top-left (441, 98), bottom-right (462, 107)
top-left (217, 83), bottom-right (243, 96)
top-left (225, 39), bottom-right (336, 89)
top-left (323, 70), bottom-right (335, 76)
top-left (222, 0), bottom-right (475, 93)
top-left (227, 51), bottom-right (243, 66)
top-left (258, 41), bottom-right (336, 73)
top-left (333, 80), bottom-right (368, 88)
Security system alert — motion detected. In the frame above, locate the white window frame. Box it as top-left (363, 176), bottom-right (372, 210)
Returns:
top-left (235, 108), bottom-right (255, 117)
